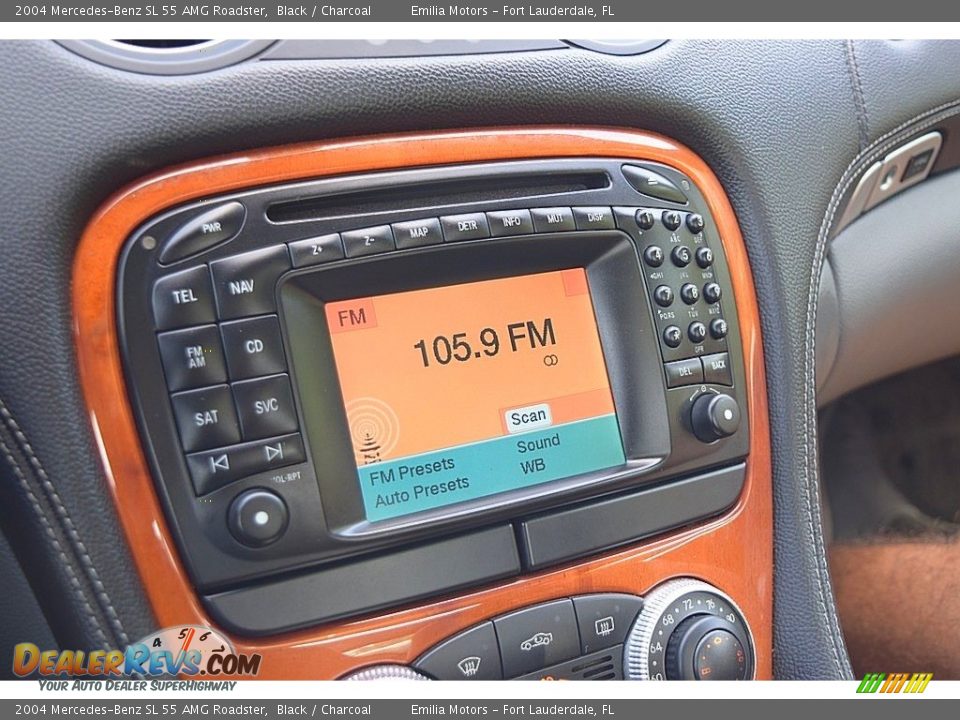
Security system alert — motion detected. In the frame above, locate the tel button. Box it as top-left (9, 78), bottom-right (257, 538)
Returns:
top-left (228, 489), bottom-right (288, 547)
top-left (152, 266), bottom-right (217, 330)
top-left (573, 594), bottom-right (644, 654)
top-left (493, 599), bottom-right (580, 678)
top-left (414, 622), bottom-right (503, 680)
top-left (220, 315), bottom-right (286, 380)
top-left (170, 385), bottom-right (241, 452)
top-left (232, 374), bottom-right (299, 440)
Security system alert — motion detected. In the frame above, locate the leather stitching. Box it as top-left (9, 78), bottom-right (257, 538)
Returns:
top-left (0, 398), bottom-right (130, 648)
top-left (844, 41), bottom-right (870, 150)
top-left (808, 97), bottom-right (960, 678)
top-left (0, 424), bottom-right (109, 648)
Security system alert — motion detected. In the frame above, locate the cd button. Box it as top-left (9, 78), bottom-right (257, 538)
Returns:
top-left (342, 225), bottom-right (395, 258)
top-left (664, 358), bottom-right (704, 388)
top-left (152, 266), bottom-right (217, 330)
top-left (232, 374), bottom-right (299, 440)
top-left (170, 385), bottom-right (241, 453)
top-left (414, 622), bottom-right (503, 680)
top-left (210, 245), bottom-right (291, 320)
top-left (288, 234), bottom-right (344, 267)
top-left (487, 209), bottom-right (534, 237)
top-left (441, 213), bottom-right (490, 242)
top-left (392, 218), bottom-right (443, 249)
top-left (157, 324), bottom-right (227, 392)
top-left (494, 600), bottom-right (580, 678)
top-left (220, 315), bottom-right (286, 380)
top-left (530, 207), bottom-right (576, 232)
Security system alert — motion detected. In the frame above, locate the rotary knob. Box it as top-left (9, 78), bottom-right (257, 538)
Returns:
top-left (342, 665), bottom-right (431, 681)
top-left (624, 579), bottom-right (754, 680)
top-left (690, 393), bottom-right (741, 443)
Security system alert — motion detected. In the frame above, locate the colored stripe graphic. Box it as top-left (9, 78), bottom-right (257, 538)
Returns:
top-left (857, 672), bottom-right (932, 693)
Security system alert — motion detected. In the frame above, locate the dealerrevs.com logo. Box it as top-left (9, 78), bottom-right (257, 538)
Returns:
top-left (13, 626), bottom-right (262, 680)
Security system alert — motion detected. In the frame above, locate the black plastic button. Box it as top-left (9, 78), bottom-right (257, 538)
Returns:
top-left (152, 266), bottom-right (217, 331)
top-left (688, 322), bottom-right (707, 343)
top-left (170, 385), bottom-right (241, 452)
top-left (228, 489), bottom-right (288, 547)
top-left (487, 209), bottom-right (534, 237)
top-left (680, 283), bottom-right (700, 305)
top-left (441, 213), bottom-right (489, 242)
top-left (493, 600), bottom-right (580, 678)
top-left (635, 209), bottom-right (656, 230)
top-left (662, 211), bottom-right (682, 231)
top-left (220, 315), bottom-right (286, 380)
top-left (709, 318), bottom-right (729, 340)
top-left (530, 207), bottom-right (576, 232)
top-left (392, 218), bottom-right (443, 250)
top-left (288, 234), bottom-right (344, 267)
top-left (232, 374), bottom-right (299, 440)
top-left (663, 326), bottom-right (683, 348)
top-left (664, 358), bottom-right (704, 388)
top-left (572, 206), bottom-right (615, 230)
top-left (696, 246), bottom-right (714, 269)
top-left (414, 622), bottom-right (503, 680)
top-left (210, 245), bottom-right (291, 320)
top-left (159, 202), bottom-right (246, 265)
top-left (653, 285), bottom-right (674, 307)
top-left (573, 594), bottom-right (644, 655)
top-left (643, 245), bottom-right (664, 267)
top-left (342, 225), bottom-right (395, 258)
top-left (703, 283), bottom-right (722, 304)
top-left (516, 646), bottom-right (624, 681)
top-left (185, 433), bottom-right (305, 496)
top-left (671, 245), bottom-right (692, 267)
top-left (686, 213), bottom-right (705, 234)
top-left (702, 352), bottom-right (733, 385)
top-left (157, 324), bottom-right (227, 392)
top-left (621, 165), bottom-right (688, 204)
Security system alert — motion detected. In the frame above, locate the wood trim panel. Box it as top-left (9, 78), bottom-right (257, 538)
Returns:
top-left (73, 127), bottom-right (772, 680)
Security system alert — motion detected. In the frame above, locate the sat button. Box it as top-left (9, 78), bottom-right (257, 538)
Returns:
top-left (415, 622), bottom-right (503, 680)
top-left (159, 201), bottom-right (246, 265)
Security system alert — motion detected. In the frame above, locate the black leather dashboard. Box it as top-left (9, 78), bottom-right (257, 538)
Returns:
top-left (3, 38), bottom-right (960, 679)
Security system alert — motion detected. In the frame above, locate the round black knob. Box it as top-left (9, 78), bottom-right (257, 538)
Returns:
top-left (643, 245), bottom-right (664, 267)
top-left (228, 489), bottom-right (289, 547)
top-left (710, 318), bottom-right (729, 339)
top-left (636, 210), bottom-right (657, 230)
top-left (662, 211), bottom-right (682, 231)
top-left (680, 283), bottom-right (700, 305)
top-left (688, 321), bottom-right (707, 343)
top-left (703, 282), bottom-right (722, 304)
top-left (695, 246), bottom-right (714, 268)
top-left (686, 213), bottom-right (705, 234)
top-left (663, 325), bottom-right (682, 348)
top-left (665, 615), bottom-right (747, 681)
top-left (654, 285), bottom-right (674, 307)
top-left (690, 393), bottom-right (741, 443)
top-left (671, 245), bottom-right (692, 267)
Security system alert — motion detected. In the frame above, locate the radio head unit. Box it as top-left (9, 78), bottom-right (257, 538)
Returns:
top-left (116, 158), bottom-right (750, 634)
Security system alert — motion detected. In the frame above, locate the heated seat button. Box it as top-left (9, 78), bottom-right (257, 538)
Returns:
top-left (342, 225), bottom-right (395, 257)
top-left (441, 213), bottom-right (490, 242)
top-left (665, 357), bottom-right (704, 388)
top-left (159, 201), bottom-right (246, 265)
top-left (152, 266), bottom-right (217, 330)
top-left (487, 209), bottom-right (534, 237)
top-left (288, 234), bottom-right (344, 267)
top-left (228, 489), bottom-right (288, 547)
top-left (702, 352), bottom-right (733, 385)
top-left (392, 218), bottom-right (443, 249)
top-left (531, 207), bottom-right (576, 232)
top-left (220, 315), bottom-right (287, 380)
top-left (414, 622), bottom-right (503, 680)
top-left (210, 245), bottom-right (290, 320)
top-left (232, 374), bottom-right (299, 440)
top-left (170, 385), bottom-right (240, 452)
top-left (494, 599), bottom-right (580, 678)
top-left (157, 324), bottom-right (227, 392)
top-left (573, 594), bottom-right (644, 654)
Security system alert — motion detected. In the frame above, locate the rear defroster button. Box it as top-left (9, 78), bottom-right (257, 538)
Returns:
top-left (228, 489), bottom-right (288, 547)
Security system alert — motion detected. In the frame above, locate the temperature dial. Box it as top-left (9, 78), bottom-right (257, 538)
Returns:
top-left (624, 579), bottom-right (754, 680)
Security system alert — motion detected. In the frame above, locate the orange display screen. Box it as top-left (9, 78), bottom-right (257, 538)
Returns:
top-left (325, 269), bottom-right (626, 522)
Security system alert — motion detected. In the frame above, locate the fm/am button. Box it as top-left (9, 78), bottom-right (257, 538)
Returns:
top-left (186, 433), bottom-right (306, 496)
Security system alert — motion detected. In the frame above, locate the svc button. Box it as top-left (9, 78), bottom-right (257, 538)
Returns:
top-left (232, 374), bottom-right (299, 440)
top-left (414, 622), bottom-right (503, 680)
top-left (493, 599), bottom-right (580, 678)
top-left (573, 594), bottom-right (644, 654)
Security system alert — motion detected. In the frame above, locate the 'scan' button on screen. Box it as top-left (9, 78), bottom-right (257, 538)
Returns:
top-left (505, 403), bottom-right (553, 434)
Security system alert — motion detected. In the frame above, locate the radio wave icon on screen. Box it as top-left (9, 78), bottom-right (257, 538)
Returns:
top-left (346, 398), bottom-right (400, 465)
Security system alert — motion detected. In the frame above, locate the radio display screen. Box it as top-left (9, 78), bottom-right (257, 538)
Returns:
top-left (324, 269), bottom-right (626, 522)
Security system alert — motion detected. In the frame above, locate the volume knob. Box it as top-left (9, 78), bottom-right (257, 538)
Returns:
top-left (690, 393), bottom-right (741, 443)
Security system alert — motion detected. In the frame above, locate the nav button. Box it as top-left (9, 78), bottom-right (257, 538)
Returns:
top-left (414, 622), bottom-right (503, 680)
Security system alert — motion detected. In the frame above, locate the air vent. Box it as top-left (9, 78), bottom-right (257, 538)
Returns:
top-left (57, 40), bottom-right (275, 75)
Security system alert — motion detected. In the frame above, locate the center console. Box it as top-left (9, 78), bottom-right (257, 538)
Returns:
top-left (74, 127), bottom-right (771, 679)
